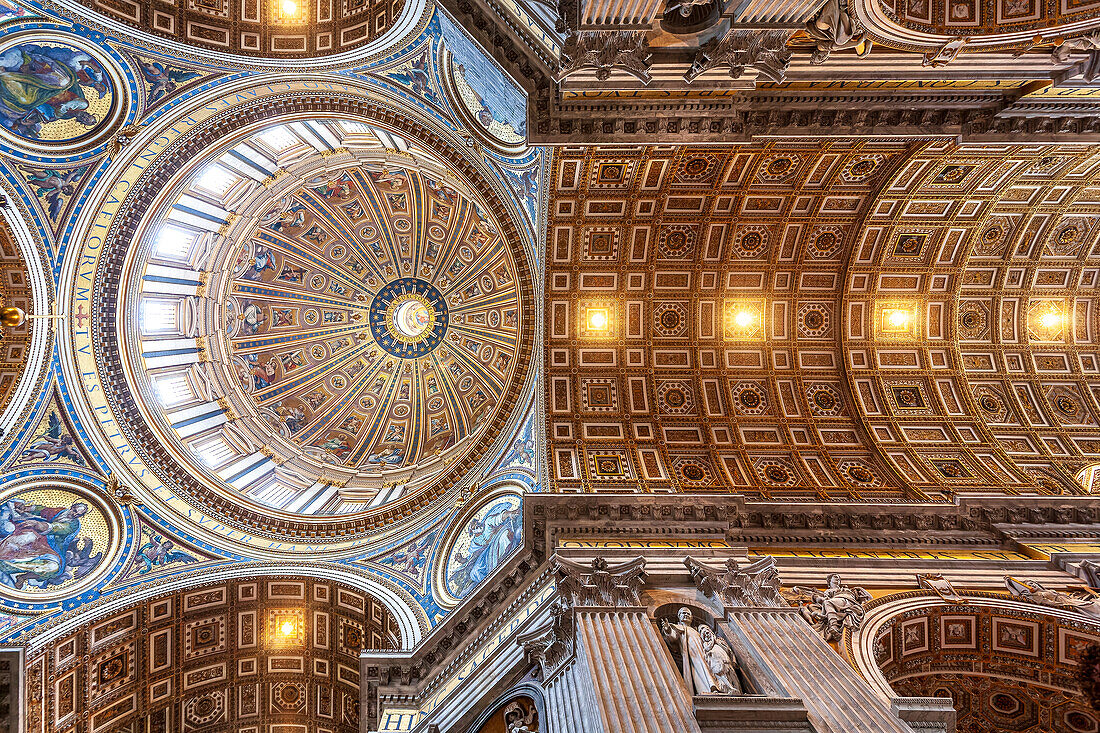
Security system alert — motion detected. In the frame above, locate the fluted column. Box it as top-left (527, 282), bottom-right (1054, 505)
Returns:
top-left (522, 556), bottom-right (702, 733)
top-left (685, 555), bottom-right (917, 733)
top-left (723, 609), bottom-right (914, 733)
top-left (576, 608), bottom-right (701, 733)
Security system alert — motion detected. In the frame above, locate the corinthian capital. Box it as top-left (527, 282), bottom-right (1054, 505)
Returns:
top-left (553, 555), bottom-right (648, 607)
top-left (685, 555), bottom-right (788, 608)
top-left (555, 31), bottom-right (652, 84)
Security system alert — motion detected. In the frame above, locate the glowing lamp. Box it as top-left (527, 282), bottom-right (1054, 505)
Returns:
top-left (1039, 311), bottom-right (1062, 329)
top-left (280, 0), bottom-right (297, 14)
top-left (880, 305), bottom-right (915, 335)
top-left (734, 310), bottom-right (755, 328)
top-left (887, 309), bottom-right (910, 329)
top-left (0, 306), bottom-right (25, 328)
top-left (279, 619), bottom-right (296, 637)
top-left (586, 308), bottom-right (609, 332)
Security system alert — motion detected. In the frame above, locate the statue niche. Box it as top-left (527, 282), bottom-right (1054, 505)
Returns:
top-left (660, 606), bottom-right (742, 695)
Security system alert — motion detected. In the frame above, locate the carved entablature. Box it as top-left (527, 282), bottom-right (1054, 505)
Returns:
top-left (685, 556), bottom-right (788, 608)
top-left (554, 555), bottom-right (648, 608)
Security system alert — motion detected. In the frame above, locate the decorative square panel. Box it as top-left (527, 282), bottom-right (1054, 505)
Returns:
top-left (891, 232), bottom-right (928, 258)
top-left (583, 228), bottom-right (620, 261)
top-left (941, 615), bottom-right (976, 648)
top-left (581, 378), bottom-right (619, 412)
top-left (992, 617), bottom-right (1039, 656)
top-left (586, 450), bottom-right (635, 480)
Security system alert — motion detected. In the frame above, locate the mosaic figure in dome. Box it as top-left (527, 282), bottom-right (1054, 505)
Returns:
top-left (135, 58), bottom-right (201, 104)
top-left (22, 167), bottom-right (87, 220)
top-left (447, 496), bottom-right (522, 597)
top-left (134, 533), bottom-right (197, 574)
top-left (0, 42), bottom-right (111, 141)
top-left (20, 413), bottom-right (83, 464)
top-left (0, 494), bottom-right (101, 589)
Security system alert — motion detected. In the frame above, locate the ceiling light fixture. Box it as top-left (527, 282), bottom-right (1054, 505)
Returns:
top-left (586, 308), bottom-right (608, 332)
top-left (878, 303), bottom-right (917, 337)
top-left (724, 300), bottom-right (764, 340)
top-left (887, 309), bottom-right (910, 329)
top-left (1039, 311), bottom-right (1063, 329)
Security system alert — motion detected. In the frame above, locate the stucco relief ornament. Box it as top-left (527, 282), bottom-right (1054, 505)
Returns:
top-left (555, 31), bottom-right (653, 84)
top-left (661, 607), bottom-right (742, 695)
top-left (787, 573), bottom-right (872, 642)
top-left (804, 0), bottom-right (871, 64)
top-left (685, 555), bottom-right (787, 607)
top-left (921, 37), bottom-right (968, 67)
top-left (1004, 576), bottom-right (1100, 621)
top-left (684, 30), bottom-right (792, 84)
top-left (1052, 33), bottom-right (1100, 83)
top-left (917, 573), bottom-right (967, 603)
top-left (667, 0), bottom-right (713, 17)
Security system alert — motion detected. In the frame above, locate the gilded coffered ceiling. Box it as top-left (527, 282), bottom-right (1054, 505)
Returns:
top-left (23, 577), bottom-right (398, 733)
top-left (545, 141), bottom-right (1100, 500)
top-left (66, 0), bottom-right (405, 56)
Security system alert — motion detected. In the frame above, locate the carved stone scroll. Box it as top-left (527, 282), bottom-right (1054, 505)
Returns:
top-left (555, 31), bottom-right (652, 84)
top-left (916, 573), bottom-right (967, 603)
top-left (685, 556), bottom-right (787, 608)
top-left (683, 30), bottom-right (792, 84)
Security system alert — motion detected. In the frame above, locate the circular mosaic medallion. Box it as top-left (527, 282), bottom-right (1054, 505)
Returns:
top-left (0, 479), bottom-right (119, 602)
top-left (369, 278), bottom-right (448, 358)
top-left (0, 35), bottom-right (127, 153)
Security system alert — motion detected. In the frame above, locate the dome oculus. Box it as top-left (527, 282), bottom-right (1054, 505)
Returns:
top-left (371, 278), bottom-right (448, 357)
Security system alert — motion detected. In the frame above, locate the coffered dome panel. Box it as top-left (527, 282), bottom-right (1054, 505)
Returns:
top-left (62, 0), bottom-right (407, 57)
top-left (102, 114), bottom-right (532, 529)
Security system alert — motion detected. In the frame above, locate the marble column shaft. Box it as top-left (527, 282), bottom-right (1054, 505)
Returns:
top-left (575, 608), bottom-right (703, 733)
top-left (722, 609), bottom-right (915, 733)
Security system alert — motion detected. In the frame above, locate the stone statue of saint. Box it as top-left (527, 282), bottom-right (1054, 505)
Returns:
top-left (804, 0), bottom-right (872, 64)
top-left (791, 573), bottom-right (872, 642)
top-left (660, 607), bottom-right (741, 695)
top-left (699, 624), bottom-right (742, 694)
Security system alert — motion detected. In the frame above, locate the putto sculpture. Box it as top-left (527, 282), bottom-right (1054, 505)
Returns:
top-left (661, 607), bottom-right (742, 695)
top-left (788, 573), bottom-right (872, 642)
